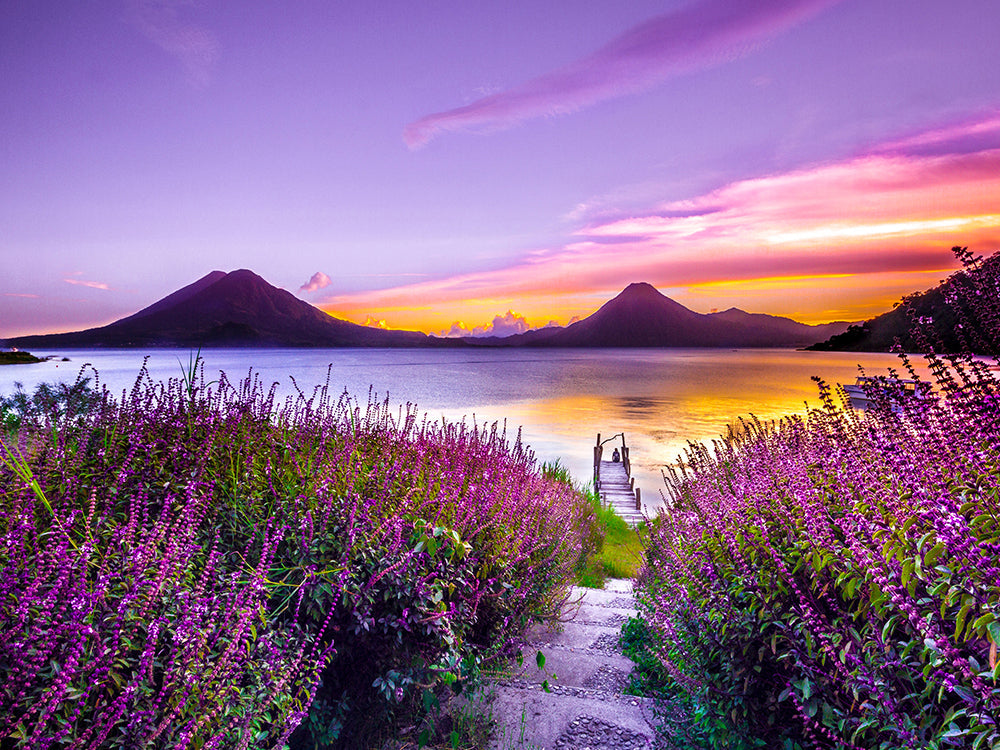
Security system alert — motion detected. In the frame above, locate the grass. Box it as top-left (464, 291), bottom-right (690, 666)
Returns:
top-left (539, 459), bottom-right (645, 588)
top-left (577, 491), bottom-right (645, 588)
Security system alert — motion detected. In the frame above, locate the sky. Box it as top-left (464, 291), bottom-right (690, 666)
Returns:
top-left (2, 0), bottom-right (1000, 339)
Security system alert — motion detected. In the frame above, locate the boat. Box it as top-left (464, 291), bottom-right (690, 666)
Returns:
top-left (841, 376), bottom-right (933, 411)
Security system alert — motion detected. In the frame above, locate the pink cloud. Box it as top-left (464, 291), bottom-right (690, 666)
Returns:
top-left (127, 0), bottom-right (220, 88)
top-left (336, 111), bottom-right (1000, 326)
top-left (404, 0), bottom-right (840, 148)
top-left (64, 278), bottom-right (110, 290)
top-left (4, 293), bottom-right (40, 299)
top-left (874, 111), bottom-right (1000, 158)
top-left (299, 271), bottom-right (332, 293)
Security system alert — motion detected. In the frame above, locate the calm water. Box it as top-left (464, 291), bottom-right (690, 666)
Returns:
top-left (1, 348), bottom-right (921, 509)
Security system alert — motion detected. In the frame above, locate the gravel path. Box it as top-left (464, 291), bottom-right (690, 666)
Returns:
top-left (489, 579), bottom-right (659, 750)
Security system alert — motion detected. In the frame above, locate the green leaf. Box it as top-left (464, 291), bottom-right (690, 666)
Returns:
top-left (973, 613), bottom-right (996, 634)
top-left (953, 685), bottom-right (977, 703)
top-left (924, 541), bottom-right (945, 568)
top-left (988, 621), bottom-right (1000, 646)
top-left (901, 558), bottom-right (914, 589)
top-left (536, 650), bottom-right (546, 670)
top-left (955, 602), bottom-right (973, 641)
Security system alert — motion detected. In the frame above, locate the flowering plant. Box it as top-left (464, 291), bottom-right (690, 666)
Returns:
top-left (1, 365), bottom-right (593, 748)
top-left (635, 247), bottom-right (1000, 749)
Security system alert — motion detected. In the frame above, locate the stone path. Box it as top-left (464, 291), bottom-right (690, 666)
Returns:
top-left (490, 579), bottom-right (657, 750)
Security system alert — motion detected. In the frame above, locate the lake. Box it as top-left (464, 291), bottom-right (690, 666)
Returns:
top-left (1, 347), bottom-right (922, 510)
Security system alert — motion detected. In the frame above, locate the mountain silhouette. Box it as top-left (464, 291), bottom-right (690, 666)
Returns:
top-left (484, 282), bottom-right (850, 347)
top-left (8, 270), bottom-right (431, 348)
top-left (8, 274), bottom-right (851, 350)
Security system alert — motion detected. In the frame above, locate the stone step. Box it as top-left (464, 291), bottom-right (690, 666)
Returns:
top-left (514, 642), bottom-right (634, 688)
top-left (524, 622), bottom-right (630, 661)
top-left (490, 682), bottom-right (654, 750)
top-left (487, 579), bottom-right (651, 749)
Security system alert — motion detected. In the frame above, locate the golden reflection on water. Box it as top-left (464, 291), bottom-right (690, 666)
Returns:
top-left (6, 347), bottom-right (931, 510)
top-left (468, 349), bottom-right (930, 506)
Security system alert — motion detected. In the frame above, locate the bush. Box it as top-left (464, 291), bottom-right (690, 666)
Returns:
top-left (0, 374), bottom-right (102, 434)
top-left (634, 247), bottom-right (1000, 749)
top-left (0, 367), bottom-right (594, 748)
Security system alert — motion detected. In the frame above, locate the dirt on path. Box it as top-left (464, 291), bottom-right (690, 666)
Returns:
top-left (489, 579), bottom-right (659, 750)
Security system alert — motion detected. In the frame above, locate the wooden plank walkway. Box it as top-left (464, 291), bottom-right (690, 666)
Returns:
top-left (594, 433), bottom-right (645, 527)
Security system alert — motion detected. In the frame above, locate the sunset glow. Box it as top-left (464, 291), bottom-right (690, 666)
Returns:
top-left (322, 133), bottom-right (1000, 332)
top-left (2, 1), bottom-right (999, 337)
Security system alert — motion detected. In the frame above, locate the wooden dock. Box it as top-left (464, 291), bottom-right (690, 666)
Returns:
top-left (593, 433), bottom-right (644, 527)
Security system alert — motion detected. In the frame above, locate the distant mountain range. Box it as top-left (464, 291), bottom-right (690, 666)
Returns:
top-left (6, 271), bottom-right (852, 350)
top-left (472, 282), bottom-right (851, 347)
top-left (808, 250), bottom-right (999, 353)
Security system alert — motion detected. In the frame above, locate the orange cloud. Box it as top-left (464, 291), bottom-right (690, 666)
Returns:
top-left (442, 310), bottom-right (536, 338)
top-left (325, 117), bottom-right (1000, 332)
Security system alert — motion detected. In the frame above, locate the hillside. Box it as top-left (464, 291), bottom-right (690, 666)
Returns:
top-left (808, 249), bottom-right (1000, 353)
top-left (7, 274), bottom-right (853, 350)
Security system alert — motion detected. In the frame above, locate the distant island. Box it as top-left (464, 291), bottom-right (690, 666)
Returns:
top-left (0, 350), bottom-right (44, 365)
top-left (6, 270), bottom-right (852, 350)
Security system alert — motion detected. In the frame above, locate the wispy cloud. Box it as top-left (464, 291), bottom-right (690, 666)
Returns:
top-left (64, 278), bottom-right (110, 290)
top-left (337, 111), bottom-right (1000, 328)
top-left (404, 0), bottom-right (841, 148)
top-left (874, 111), bottom-right (1000, 158)
top-left (299, 271), bottom-right (332, 293)
top-left (4, 293), bottom-right (41, 299)
top-left (127, 0), bottom-right (219, 88)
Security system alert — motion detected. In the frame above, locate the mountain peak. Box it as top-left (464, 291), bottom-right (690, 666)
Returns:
top-left (521, 281), bottom-right (850, 347)
top-left (621, 281), bottom-right (658, 293)
top-left (8, 269), bottom-right (430, 348)
top-left (223, 268), bottom-right (264, 281)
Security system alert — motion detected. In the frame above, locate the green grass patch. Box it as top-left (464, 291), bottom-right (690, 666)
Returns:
top-left (539, 460), bottom-right (644, 587)
top-left (577, 492), bottom-right (645, 587)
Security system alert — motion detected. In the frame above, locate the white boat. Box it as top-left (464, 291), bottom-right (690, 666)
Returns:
top-left (841, 376), bottom-right (933, 411)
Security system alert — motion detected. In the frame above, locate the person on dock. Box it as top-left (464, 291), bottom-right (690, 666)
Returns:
top-left (611, 448), bottom-right (620, 462)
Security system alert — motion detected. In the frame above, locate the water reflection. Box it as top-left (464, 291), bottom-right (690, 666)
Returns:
top-left (1, 347), bottom-right (925, 510)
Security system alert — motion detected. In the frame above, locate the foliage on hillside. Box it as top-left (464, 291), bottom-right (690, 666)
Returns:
top-left (634, 247), bottom-right (1000, 748)
top-left (0, 351), bottom-right (44, 365)
top-left (0, 366), bottom-right (595, 748)
top-left (810, 246), bottom-right (1000, 353)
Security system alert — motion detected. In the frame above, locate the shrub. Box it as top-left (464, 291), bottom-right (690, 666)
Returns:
top-left (634, 247), bottom-right (1000, 749)
top-left (0, 367), bottom-right (594, 748)
top-left (0, 374), bottom-right (102, 434)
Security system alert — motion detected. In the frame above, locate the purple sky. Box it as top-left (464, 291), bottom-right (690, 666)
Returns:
top-left (2, 0), bottom-right (999, 338)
